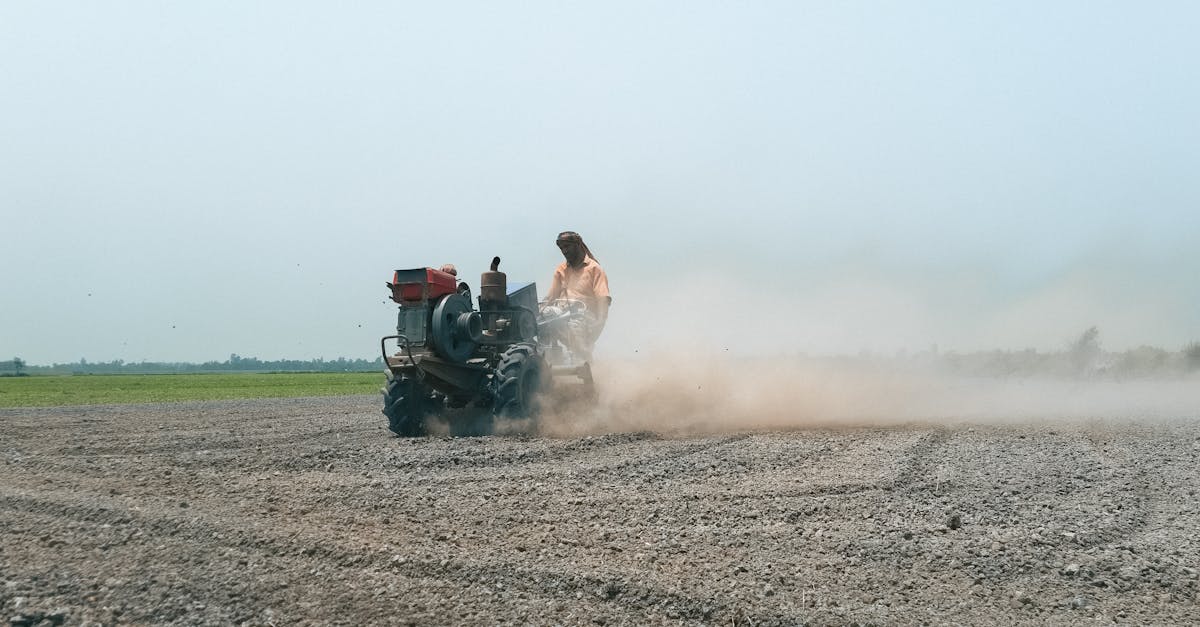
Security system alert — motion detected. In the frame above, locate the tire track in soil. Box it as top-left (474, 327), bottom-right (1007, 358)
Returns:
top-left (1053, 432), bottom-right (1172, 598)
top-left (872, 429), bottom-right (1159, 594)
top-left (494, 430), bottom-right (952, 524)
top-left (16, 432), bottom-right (369, 474)
top-left (1045, 433), bottom-right (1155, 551)
top-left (0, 491), bottom-right (802, 625)
top-left (688, 428), bottom-right (951, 503)
top-left (366, 558), bottom-right (800, 626)
top-left (947, 431), bottom-right (1164, 598)
top-left (797, 429), bottom-right (1045, 594)
top-left (371, 431), bottom-right (661, 471)
top-left (395, 434), bottom-right (753, 487)
top-left (888, 427), bottom-right (952, 493)
top-left (49, 419), bottom-right (372, 459)
top-left (563, 433), bottom-right (752, 481)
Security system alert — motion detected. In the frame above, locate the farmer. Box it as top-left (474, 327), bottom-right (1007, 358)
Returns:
top-left (544, 231), bottom-right (610, 359)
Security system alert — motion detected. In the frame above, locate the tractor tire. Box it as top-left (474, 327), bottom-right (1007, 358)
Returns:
top-left (493, 343), bottom-right (545, 423)
top-left (381, 373), bottom-right (428, 437)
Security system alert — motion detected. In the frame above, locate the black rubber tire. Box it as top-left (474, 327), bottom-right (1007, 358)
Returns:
top-left (493, 343), bottom-right (545, 422)
top-left (381, 373), bottom-right (428, 437)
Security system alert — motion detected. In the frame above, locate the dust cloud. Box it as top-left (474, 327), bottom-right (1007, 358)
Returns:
top-left (537, 354), bottom-right (1200, 437)
top-left (537, 265), bottom-right (1200, 437)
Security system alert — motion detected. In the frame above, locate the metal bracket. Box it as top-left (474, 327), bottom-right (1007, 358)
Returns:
top-left (381, 334), bottom-right (424, 380)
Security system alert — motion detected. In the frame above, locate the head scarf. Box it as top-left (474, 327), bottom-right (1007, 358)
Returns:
top-left (556, 231), bottom-right (597, 264)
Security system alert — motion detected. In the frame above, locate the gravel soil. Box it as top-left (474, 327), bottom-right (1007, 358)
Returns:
top-left (2, 395), bottom-right (1199, 625)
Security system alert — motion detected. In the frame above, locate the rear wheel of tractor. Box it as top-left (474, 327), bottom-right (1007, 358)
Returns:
top-left (493, 343), bottom-right (545, 427)
top-left (381, 373), bottom-right (428, 437)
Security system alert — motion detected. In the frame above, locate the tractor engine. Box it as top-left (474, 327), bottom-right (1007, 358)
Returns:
top-left (386, 267), bottom-right (482, 362)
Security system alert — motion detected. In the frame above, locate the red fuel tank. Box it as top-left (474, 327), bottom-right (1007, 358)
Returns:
top-left (389, 267), bottom-right (457, 304)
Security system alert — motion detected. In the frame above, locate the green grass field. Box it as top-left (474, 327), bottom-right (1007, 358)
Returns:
top-left (0, 373), bottom-right (385, 407)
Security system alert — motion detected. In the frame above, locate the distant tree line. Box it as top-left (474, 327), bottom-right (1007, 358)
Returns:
top-left (783, 328), bottom-right (1200, 379)
top-left (0, 357), bottom-right (27, 376)
top-left (8, 328), bottom-right (1200, 378)
top-left (14, 354), bottom-right (384, 376)
top-left (921, 328), bottom-right (1200, 379)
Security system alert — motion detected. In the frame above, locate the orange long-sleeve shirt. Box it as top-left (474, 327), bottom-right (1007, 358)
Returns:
top-left (545, 257), bottom-right (610, 315)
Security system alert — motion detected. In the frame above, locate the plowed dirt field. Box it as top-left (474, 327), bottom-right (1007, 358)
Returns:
top-left (3, 395), bottom-right (1199, 625)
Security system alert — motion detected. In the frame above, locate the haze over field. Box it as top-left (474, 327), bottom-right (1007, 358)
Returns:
top-left (2, 2), bottom-right (1198, 364)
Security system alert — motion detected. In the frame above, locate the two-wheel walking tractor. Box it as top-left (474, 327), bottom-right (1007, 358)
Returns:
top-left (379, 257), bottom-right (592, 436)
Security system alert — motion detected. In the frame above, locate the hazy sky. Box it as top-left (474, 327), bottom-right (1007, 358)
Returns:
top-left (3, 2), bottom-right (1198, 364)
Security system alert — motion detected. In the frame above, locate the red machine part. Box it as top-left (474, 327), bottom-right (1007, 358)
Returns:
top-left (389, 267), bottom-right (457, 304)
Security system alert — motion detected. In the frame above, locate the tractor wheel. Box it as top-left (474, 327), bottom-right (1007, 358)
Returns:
top-left (493, 343), bottom-right (545, 424)
top-left (381, 373), bottom-right (428, 437)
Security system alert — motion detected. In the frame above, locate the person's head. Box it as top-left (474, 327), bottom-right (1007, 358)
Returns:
top-left (556, 231), bottom-right (587, 267)
top-left (439, 264), bottom-right (457, 277)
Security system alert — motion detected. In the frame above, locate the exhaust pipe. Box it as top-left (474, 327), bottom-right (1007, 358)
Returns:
top-left (480, 256), bottom-right (507, 309)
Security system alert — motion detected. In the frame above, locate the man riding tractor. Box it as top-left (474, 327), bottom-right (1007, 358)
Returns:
top-left (542, 231), bottom-right (611, 364)
top-left (378, 231), bottom-right (610, 436)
